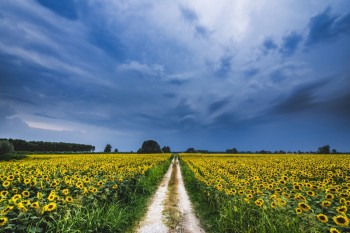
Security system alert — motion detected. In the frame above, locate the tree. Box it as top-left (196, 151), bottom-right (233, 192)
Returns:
top-left (0, 140), bottom-right (14, 156)
top-left (185, 148), bottom-right (195, 153)
top-left (104, 144), bottom-right (112, 153)
top-left (317, 145), bottom-right (330, 154)
top-left (226, 148), bottom-right (238, 154)
top-left (138, 140), bottom-right (162, 153)
top-left (332, 149), bottom-right (337, 154)
top-left (162, 146), bottom-right (171, 153)
top-left (114, 148), bottom-right (118, 153)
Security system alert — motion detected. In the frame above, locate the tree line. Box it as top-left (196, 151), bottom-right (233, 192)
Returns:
top-left (0, 138), bottom-right (95, 153)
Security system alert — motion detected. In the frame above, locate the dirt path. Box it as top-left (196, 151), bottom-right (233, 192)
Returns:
top-left (137, 156), bottom-right (204, 233)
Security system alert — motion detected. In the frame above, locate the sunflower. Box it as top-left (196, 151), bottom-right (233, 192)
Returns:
top-left (336, 206), bottom-right (347, 214)
top-left (326, 193), bottom-right (334, 200)
top-left (316, 213), bottom-right (328, 223)
top-left (254, 199), bottom-right (264, 207)
top-left (329, 228), bottom-right (340, 233)
top-left (31, 202), bottom-right (40, 209)
top-left (322, 200), bottom-right (332, 208)
top-left (83, 177), bottom-right (90, 183)
top-left (295, 207), bottom-right (303, 214)
top-left (0, 217), bottom-right (8, 227)
top-left (340, 198), bottom-right (346, 205)
top-left (65, 196), bottom-right (73, 203)
top-left (2, 181), bottom-right (10, 188)
top-left (22, 190), bottom-right (30, 198)
top-left (7, 175), bottom-right (14, 181)
top-left (270, 201), bottom-right (277, 208)
top-left (23, 178), bottom-right (30, 185)
top-left (0, 191), bottom-right (8, 198)
top-left (48, 194), bottom-right (55, 201)
top-left (30, 180), bottom-right (37, 187)
top-left (37, 192), bottom-right (43, 200)
top-left (280, 199), bottom-right (287, 207)
top-left (112, 184), bottom-right (118, 189)
top-left (42, 202), bottom-right (57, 213)
top-left (307, 191), bottom-right (316, 197)
top-left (62, 189), bottom-right (69, 196)
top-left (298, 202), bottom-right (311, 212)
top-left (89, 187), bottom-right (97, 193)
top-left (17, 202), bottom-right (28, 212)
top-left (247, 194), bottom-right (253, 199)
top-left (0, 206), bottom-right (14, 215)
top-left (339, 192), bottom-right (349, 198)
top-left (22, 200), bottom-right (31, 206)
top-left (333, 215), bottom-right (349, 227)
top-left (11, 194), bottom-right (22, 203)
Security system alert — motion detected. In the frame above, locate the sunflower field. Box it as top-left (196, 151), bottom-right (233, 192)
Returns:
top-left (180, 153), bottom-right (350, 233)
top-left (0, 153), bottom-right (171, 232)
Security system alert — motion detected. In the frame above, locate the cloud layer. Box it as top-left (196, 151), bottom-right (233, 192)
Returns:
top-left (1, 0), bottom-right (350, 151)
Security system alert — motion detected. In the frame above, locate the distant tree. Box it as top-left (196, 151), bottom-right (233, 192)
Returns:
top-left (186, 148), bottom-right (195, 153)
top-left (317, 145), bottom-right (330, 154)
top-left (226, 148), bottom-right (238, 154)
top-left (104, 144), bottom-right (112, 153)
top-left (114, 148), bottom-right (118, 153)
top-left (138, 140), bottom-right (162, 153)
top-left (0, 140), bottom-right (14, 156)
top-left (162, 146), bottom-right (171, 153)
top-left (332, 149), bottom-right (337, 154)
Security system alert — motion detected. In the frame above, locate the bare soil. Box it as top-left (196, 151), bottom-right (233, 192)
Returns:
top-left (137, 157), bottom-right (204, 233)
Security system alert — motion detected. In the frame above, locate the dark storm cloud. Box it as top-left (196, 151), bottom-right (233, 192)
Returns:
top-left (306, 7), bottom-right (350, 46)
top-left (0, 104), bottom-right (15, 118)
top-left (279, 31), bottom-right (303, 56)
top-left (179, 5), bottom-right (210, 39)
top-left (215, 55), bottom-right (233, 78)
top-left (88, 27), bottom-right (126, 61)
top-left (326, 92), bottom-right (350, 118)
top-left (179, 6), bottom-right (198, 23)
top-left (262, 37), bottom-right (278, 54)
top-left (36, 0), bottom-right (78, 20)
top-left (162, 92), bottom-right (177, 98)
top-left (1, 1), bottom-right (350, 152)
top-left (243, 68), bottom-right (259, 78)
top-left (208, 97), bottom-right (231, 114)
top-left (208, 111), bottom-right (267, 131)
top-left (195, 25), bottom-right (210, 38)
top-left (270, 80), bottom-right (329, 115)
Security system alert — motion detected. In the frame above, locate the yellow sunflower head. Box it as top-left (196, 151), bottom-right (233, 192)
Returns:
top-left (0, 217), bottom-right (8, 227)
top-left (316, 213), bottom-right (328, 223)
top-left (333, 215), bottom-right (349, 227)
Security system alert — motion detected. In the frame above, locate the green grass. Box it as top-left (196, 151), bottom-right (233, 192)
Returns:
top-left (0, 152), bottom-right (27, 161)
top-left (4, 156), bottom-right (172, 233)
top-left (179, 159), bottom-right (320, 233)
top-left (163, 158), bottom-right (181, 230)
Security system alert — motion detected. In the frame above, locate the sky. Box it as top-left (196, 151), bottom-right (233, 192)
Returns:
top-left (1, 0), bottom-right (350, 152)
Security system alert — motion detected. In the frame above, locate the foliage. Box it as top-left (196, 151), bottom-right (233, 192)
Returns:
top-left (185, 148), bottom-right (195, 153)
top-left (0, 153), bottom-right (171, 232)
top-left (162, 146), bottom-right (171, 153)
top-left (180, 153), bottom-right (350, 233)
top-left (0, 138), bottom-right (95, 153)
top-left (138, 140), bottom-right (162, 153)
top-left (0, 140), bottom-right (14, 156)
top-left (226, 148), bottom-right (238, 153)
top-left (104, 144), bottom-right (112, 153)
top-left (318, 145), bottom-right (331, 154)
